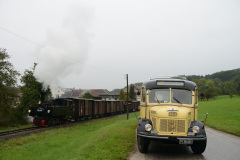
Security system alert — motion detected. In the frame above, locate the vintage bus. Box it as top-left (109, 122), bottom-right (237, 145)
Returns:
top-left (137, 78), bottom-right (207, 154)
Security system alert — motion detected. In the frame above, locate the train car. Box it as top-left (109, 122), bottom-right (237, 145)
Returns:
top-left (119, 100), bottom-right (124, 113)
top-left (99, 100), bottom-right (104, 116)
top-left (68, 98), bottom-right (94, 120)
top-left (131, 101), bottom-right (140, 111)
top-left (68, 98), bottom-right (80, 120)
top-left (93, 100), bottom-right (99, 118)
top-left (84, 99), bottom-right (93, 118)
top-left (106, 100), bottom-right (112, 115)
top-left (102, 100), bottom-right (108, 116)
top-left (110, 100), bottom-right (117, 114)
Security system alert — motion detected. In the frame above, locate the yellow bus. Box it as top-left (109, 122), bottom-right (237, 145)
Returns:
top-left (137, 78), bottom-right (207, 154)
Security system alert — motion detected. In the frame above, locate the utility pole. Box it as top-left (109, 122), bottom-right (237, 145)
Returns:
top-left (126, 74), bottom-right (129, 120)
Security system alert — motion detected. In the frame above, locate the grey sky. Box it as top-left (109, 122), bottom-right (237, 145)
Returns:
top-left (0, 0), bottom-right (240, 91)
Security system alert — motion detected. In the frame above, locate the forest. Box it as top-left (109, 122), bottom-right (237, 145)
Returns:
top-left (187, 68), bottom-right (240, 100)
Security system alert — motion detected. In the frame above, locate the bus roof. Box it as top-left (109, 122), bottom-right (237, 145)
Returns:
top-left (143, 79), bottom-right (197, 90)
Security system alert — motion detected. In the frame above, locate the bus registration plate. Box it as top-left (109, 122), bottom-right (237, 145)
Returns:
top-left (179, 139), bottom-right (193, 144)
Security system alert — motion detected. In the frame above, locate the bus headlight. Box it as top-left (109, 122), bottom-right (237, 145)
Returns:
top-left (145, 124), bottom-right (152, 132)
top-left (192, 126), bottom-right (200, 133)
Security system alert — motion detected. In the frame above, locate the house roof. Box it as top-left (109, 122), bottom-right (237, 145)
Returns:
top-left (71, 89), bottom-right (83, 98)
top-left (88, 89), bottom-right (109, 97)
top-left (59, 88), bottom-right (110, 98)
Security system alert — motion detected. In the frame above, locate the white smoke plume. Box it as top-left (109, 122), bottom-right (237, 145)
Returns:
top-left (34, 3), bottom-right (94, 97)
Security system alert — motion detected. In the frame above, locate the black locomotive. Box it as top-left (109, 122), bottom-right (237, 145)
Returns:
top-left (28, 98), bottom-right (139, 127)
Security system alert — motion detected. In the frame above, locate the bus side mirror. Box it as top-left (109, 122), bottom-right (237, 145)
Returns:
top-left (137, 91), bottom-right (140, 95)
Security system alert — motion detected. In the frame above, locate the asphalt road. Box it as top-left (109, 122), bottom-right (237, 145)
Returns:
top-left (129, 127), bottom-right (240, 160)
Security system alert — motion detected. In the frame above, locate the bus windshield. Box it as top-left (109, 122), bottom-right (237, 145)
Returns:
top-left (148, 89), bottom-right (192, 104)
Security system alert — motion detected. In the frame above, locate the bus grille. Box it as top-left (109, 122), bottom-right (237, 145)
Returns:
top-left (152, 118), bottom-right (157, 130)
top-left (160, 119), bottom-right (185, 133)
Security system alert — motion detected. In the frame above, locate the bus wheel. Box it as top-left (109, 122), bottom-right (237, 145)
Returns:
top-left (191, 139), bottom-right (207, 154)
top-left (137, 135), bottom-right (150, 153)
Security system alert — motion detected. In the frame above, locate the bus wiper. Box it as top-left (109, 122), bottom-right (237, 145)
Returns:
top-left (173, 97), bottom-right (182, 104)
top-left (154, 93), bottom-right (160, 103)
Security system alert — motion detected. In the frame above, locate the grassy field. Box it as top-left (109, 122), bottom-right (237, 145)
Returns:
top-left (198, 95), bottom-right (240, 136)
top-left (0, 112), bottom-right (139, 160)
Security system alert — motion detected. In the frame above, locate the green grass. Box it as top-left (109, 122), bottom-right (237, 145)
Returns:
top-left (198, 95), bottom-right (240, 136)
top-left (0, 112), bottom-right (139, 160)
top-left (0, 124), bottom-right (32, 132)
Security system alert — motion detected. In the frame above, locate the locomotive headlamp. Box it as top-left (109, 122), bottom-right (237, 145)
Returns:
top-left (28, 109), bottom-right (31, 113)
top-left (47, 110), bottom-right (51, 113)
top-left (192, 126), bottom-right (200, 133)
top-left (145, 124), bottom-right (152, 132)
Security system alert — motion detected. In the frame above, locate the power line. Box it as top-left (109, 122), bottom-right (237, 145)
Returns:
top-left (0, 25), bottom-right (42, 47)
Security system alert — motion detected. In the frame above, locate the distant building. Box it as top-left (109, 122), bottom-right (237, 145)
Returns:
top-left (58, 88), bottom-right (112, 100)
top-left (99, 93), bottom-right (120, 100)
top-left (55, 88), bottom-right (65, 98)
top-left (85, 89), bottom-right (110, 100)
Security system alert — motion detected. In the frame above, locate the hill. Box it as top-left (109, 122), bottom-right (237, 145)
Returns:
top-left (187, 68), bottom-right (240, 82)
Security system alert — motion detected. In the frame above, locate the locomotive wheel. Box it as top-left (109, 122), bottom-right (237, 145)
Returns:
top-left (46, 118), bottom-right (54, 126)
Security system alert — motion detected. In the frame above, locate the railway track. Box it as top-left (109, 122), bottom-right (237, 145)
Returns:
top-left (0, 127), bottom-right (40, 137)
top-left (0, 118), bottom-right (96, 140)
top-left (0, 127), bottom-right (45, 141)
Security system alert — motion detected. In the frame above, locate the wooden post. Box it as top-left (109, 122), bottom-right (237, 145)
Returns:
top-left (126, 74), bottom-right (129, 120)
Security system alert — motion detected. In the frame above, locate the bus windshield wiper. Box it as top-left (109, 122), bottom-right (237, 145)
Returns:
top-left (154, 93), bottom-right (160, 103)
top-left (173, 97), bottom-right (182, 104)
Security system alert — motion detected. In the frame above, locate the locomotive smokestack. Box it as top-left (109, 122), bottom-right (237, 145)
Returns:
top-left (40, 91), bottom-right (45, 104)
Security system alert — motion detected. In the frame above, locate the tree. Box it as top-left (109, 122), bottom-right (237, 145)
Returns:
top-left (0, 48), bottom-right (20, 125)
top-left (19, 63), bottom-right (51, 122)
top-left (129, 84), bottom-right (135, 100)
top-left (205, 80), bottom-right (216, 100)
top-left (224, 80), bottom-right (236, 99)
top-left (110, 88), bottom-right (121, 94)
top-left (82, 92), bottom-right (93, 99)
top-left (234, 77), bottom-right (240, 96)
top-left (119, 89), bottom-right (126, 101)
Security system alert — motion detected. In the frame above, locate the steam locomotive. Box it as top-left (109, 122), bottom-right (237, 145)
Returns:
top-left (28, 98), bottom-right (139, 127)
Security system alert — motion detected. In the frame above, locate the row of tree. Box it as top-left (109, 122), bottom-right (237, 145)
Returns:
top-left (114, 69), bottom-right (240, 101)
top-left (118, 85), bottom-right (136, 101)
top-left (0, 49), bottom-right (51, 126)
top-left (187, 69), bottom-right (240, 100)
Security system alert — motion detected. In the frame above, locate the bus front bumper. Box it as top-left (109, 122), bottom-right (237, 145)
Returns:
top-left (137, 132), bottom-right (207, 144)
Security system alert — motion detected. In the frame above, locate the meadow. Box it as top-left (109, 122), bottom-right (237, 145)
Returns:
top-left (198, 95), bottom-right (240, 136)
top-left (0, 113), bottom-right (139, 160)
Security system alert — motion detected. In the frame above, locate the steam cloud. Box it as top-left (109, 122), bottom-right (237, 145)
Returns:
top-left (34, 3), bottom-right (94, 97)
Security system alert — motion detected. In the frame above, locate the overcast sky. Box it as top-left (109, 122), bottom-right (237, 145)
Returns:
top-left (0, 0), bottom-right (240, 92)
